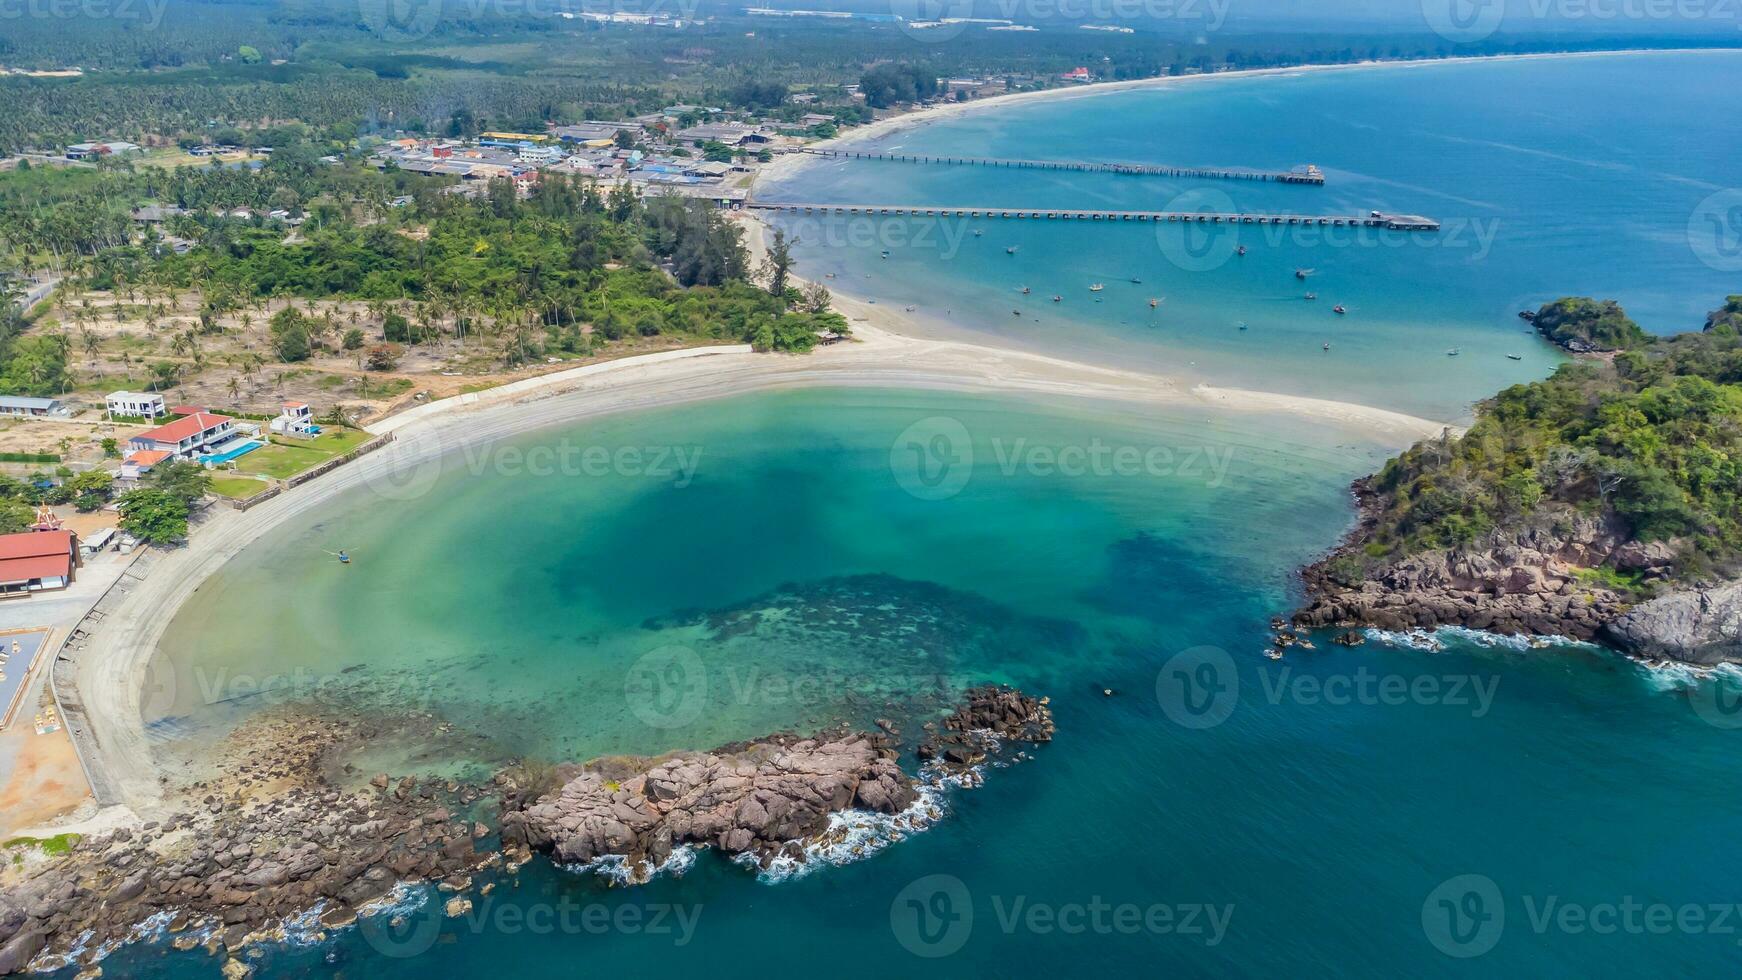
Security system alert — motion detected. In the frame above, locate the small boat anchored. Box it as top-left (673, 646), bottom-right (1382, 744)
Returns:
top-left (1507, 353), bottom-right (1523, 360)
top-left (1089, 283), bottom-right (1105, 292)
top-left (1052, 295), bottom-right (1063, 303)
top-left (1305, 293), bottom-right (1317, 301)
top-left (1332, 305), bottom-right (1347, 315)
top-left (1006, 246), bottom-right (1019, 255)
top-left (1446, 347), bottom-right (1461, 356)
top-left (1020, 286), bottom-right (1031, 294)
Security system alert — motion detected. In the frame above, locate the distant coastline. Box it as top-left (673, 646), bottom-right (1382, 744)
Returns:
top-left (753, 46), bottom-right (1740, 191)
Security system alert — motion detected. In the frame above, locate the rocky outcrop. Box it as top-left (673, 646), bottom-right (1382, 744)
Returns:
top-left (501, 730), bottom-right (918, 870)
top-left (0, 713), bottom-right (495, 975)
top-left (917, 685), bottom-right (1054, 767)
top-left (1295, 487), bottom-right (1656, 641)
top-left (501, 685), bottom-right (1052, 875)
top-left (1601, 582), bottom-right (1742, 665)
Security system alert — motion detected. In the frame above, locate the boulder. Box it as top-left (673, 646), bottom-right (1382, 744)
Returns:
top-left (1602, 582), bottom-right (1742, 665)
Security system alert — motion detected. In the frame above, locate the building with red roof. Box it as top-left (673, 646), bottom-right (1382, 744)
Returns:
top-left (0, 530), bottom-right (77, 594)
top-left (128, 411), bottom-right (239, 461)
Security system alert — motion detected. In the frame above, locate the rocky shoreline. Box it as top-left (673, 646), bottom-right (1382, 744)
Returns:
top-left (1292, 479), bottom-right (1742, 665)
top-left (0, 710), bottom-right (497, 977)
top-left (1293, 480), bottom-right (1635, 640)
top-left (0, 687), bottom-right (1052, 975)
top-left (501, 685), bottom-right (1054, 878)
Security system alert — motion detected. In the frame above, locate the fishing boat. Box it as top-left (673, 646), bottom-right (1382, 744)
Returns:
top-left (1089, 283), bottom-right (1105, 292)
top-left (1332, 305), bottom-right (1346, 315)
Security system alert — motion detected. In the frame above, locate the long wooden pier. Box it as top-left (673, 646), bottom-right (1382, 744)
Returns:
top-left (799, 148), bottom-right (1326, 185)
top-left (747, 201), bottom-right (1439, 231)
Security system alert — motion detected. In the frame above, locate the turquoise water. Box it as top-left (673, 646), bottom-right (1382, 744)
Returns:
top-left (759, 50), bottom-right (1742, 421)
top-left (81, 52), bottom-right (1742, 978)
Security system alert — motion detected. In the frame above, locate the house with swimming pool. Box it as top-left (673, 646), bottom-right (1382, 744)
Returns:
top-left (127, 411), bottom-right (264, 468)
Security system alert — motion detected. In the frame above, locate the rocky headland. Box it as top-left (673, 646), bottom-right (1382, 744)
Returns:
top-left (1295, 294), bottom-right (1742, 666)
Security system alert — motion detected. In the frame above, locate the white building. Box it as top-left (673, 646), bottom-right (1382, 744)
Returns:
top-left (106, 391), bottom-right (168, 419)
top-left (270, 401), bottom-right (318, 438)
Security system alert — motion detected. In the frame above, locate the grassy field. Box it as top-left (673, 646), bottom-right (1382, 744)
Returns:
top-left (236, 427), bottom-right (371, 481)
top-left (208, 475), bottom-right (271, 499)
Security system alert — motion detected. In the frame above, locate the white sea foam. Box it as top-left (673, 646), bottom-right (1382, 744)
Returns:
top-left (742, 775), bottom-right (956, 884)
top-left (1363, 625), bottom-right (1595, 653)
top-left (358, 881), bottom-right (433, 920)
top-left (1627, 656), bottom-right (1742, 693)
top-left (569, 844), bottom-right (700, 885)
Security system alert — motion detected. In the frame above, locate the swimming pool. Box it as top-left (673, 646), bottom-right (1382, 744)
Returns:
top-left (200, 440), bottom-right (264, 465)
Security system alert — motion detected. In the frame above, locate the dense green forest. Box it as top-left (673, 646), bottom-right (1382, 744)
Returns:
top-left (0, 152), bottom-right (841, 396)
top-left (1, 0), bottom-right (1731, 151)
top-left (1341, 296), bottom-right (1742, 586)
